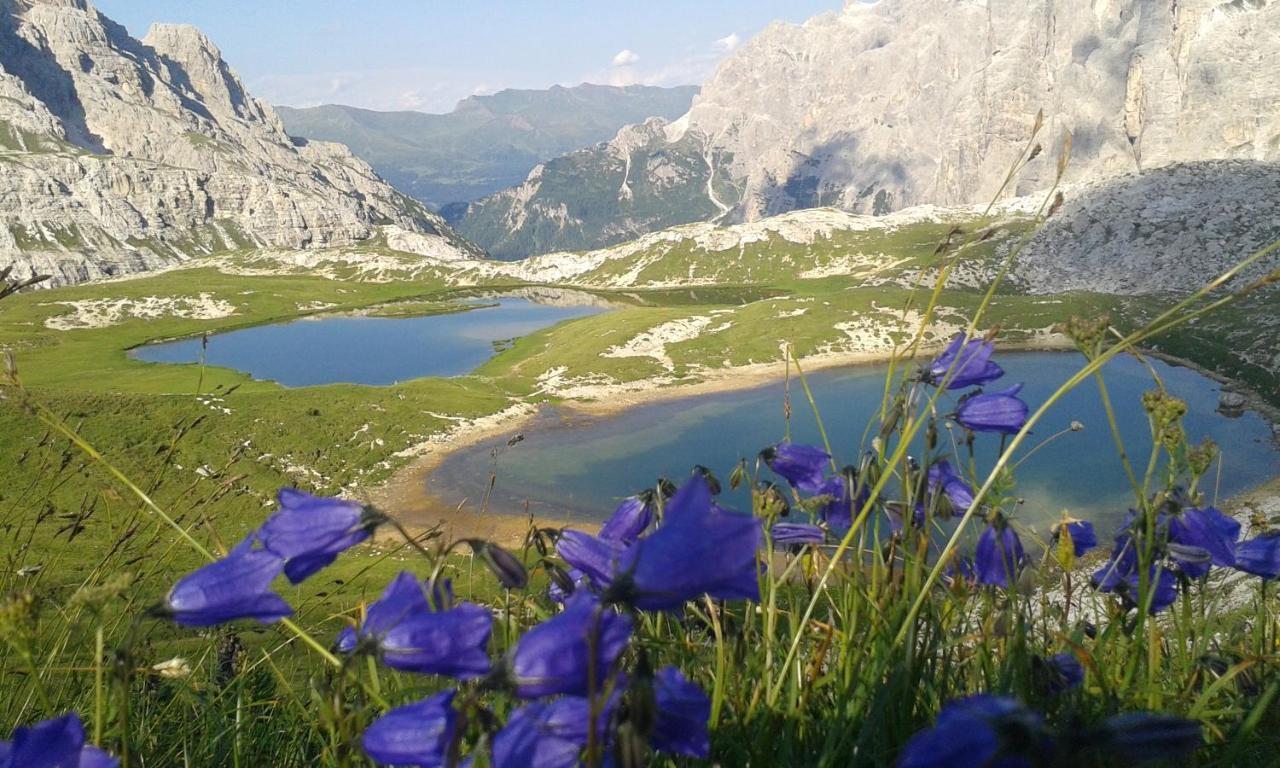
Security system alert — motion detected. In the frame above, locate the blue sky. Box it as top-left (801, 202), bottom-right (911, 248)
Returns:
top-left (96, 1), bottom-right (843, 113)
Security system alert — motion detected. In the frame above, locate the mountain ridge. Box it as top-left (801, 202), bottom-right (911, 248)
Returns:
top-left (277, 83), bottom-right (698, 210)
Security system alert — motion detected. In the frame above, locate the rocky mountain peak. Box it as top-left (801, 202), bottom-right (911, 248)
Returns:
top-left (142, 22), bottom-right (277, 129)
top-left (0, 0), bottom-right (480, 287)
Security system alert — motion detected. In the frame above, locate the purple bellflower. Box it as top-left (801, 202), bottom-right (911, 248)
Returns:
top-left (1168, 506), bottom-right (1240, 577)
top-left (491, 694), bottom-right (619, 768)
top-left (975, 522), bottom-right (1028, 589)
top-left (761, 442), bottom-right (831, 495)
top-left (380, 603), bottom-right (492, 679)
top-left (815, 472), bottom-right (868, 531)
top-left (509, 591), bottom-right (632, 699)
top-left (926, 334), bottom-right (1005, 390)
top-left (1098, 712), bottom-right (1201, 763)
top-left (258, 488), bottom-right (377, 584)
top-left (164, 537), bottom-right (291, 627)
top-left (770, 522), bottom-right (826, 548)
top-left (598, 495), bottom-right (655, 544)
top-left (611, 476), bottom-right (762, 610)
top-left (955, 385), bottom-right (1029, 434)
top-left (337, 571), bottom-right (443, 653)
top-left (928, 460), bottom-right (976, 514)
top-left (0, 713), bottom-right (118, 768)
top-left (1235, 532), bottom-right (1280, 578)
top-left (897, 695), bottom-right (1045, 768)
top-left (1041, 652), bottom-right (1084, 693)
top-left (336, 571), bottom-right (490, 677)
top-left (362, 690), bottom-right (458, 768)
top-left (491, 702), bottom-right (585, 768)
top-left (650, 667), bottom-right (712, 759)
top-left (556, 530), bottom-right (627, 590)
top-left (1122, 567), bottom-right (1179, 614)
top-left (1054, 519), bottom-right (1098, 558)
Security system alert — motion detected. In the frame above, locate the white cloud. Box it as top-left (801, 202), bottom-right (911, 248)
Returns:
top-left (611, 49), bottom-right (641, 67)
top-left (714, 33), bottom-right (741, 52)
top-left (588, 33), bottom-right (746, 89)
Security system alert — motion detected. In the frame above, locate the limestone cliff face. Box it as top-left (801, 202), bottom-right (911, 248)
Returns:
top-left (0, 0), bottom-right (478, 287)
top-left (458, 0), bottom-right (1280, 256)
top-left (691, 0), bottom-right (1280, 219)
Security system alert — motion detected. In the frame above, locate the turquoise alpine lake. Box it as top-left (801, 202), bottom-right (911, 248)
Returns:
top-left (129, 295), bottom-right (608, 387)
top-left (425, 352), bottom-right (1278, 535)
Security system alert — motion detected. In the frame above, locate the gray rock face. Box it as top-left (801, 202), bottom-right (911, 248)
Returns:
top-left (690, 0), bottom-right (1280, 219)
top-left (1015, 161), bottom-right (1280, 294)
top-left (0, 0), bottom-right (478, 287)
top-left (460, 0), bottom-right (1280, 257)
top-left (453, 117), bottom-right (731, 260)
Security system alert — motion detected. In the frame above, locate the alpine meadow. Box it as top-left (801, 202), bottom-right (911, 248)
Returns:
top-left (1, 1), bottom-right (1279, 767)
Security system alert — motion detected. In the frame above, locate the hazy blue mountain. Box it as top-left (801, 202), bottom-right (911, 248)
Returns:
top-left (277, 84), bottom-right (698, 210)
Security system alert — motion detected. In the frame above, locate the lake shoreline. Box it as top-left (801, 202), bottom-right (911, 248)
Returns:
top-left (372, 335), bottom-right (1279, 545)
top-left (363, 336), bottom-right (1054, 539)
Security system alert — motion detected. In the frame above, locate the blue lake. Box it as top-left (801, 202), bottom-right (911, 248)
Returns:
top-left (130, 296), bottom-right (607, 387)
top-left (426, 352), bottom-right (1278, 534)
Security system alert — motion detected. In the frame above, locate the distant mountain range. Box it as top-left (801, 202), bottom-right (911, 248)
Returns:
top-left (276, 84), bottom-right (698, 211)
top-left (0, 0), bottom-right (479, 287)
top-left (449, 0), bottom-right (1280, 259)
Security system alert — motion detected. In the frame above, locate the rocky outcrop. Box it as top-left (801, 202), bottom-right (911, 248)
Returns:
top-left (0, 0), bottom-right (479, 287)
top-left (452, 118), bottom-right (730, 260)
top-left (1015, 161), bottom-right (1280, 294)
top-left (458, 0), bottom-right (1280, 257)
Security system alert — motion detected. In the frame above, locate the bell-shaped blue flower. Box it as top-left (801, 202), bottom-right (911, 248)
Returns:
top-left (362, 690), bottom-right (457, 768)
top-left (926, 334), bottom-right (1005, 390)
top-left (928, 460), bottom-right (976, 513)
top-left (1092, 516), bottom-right (1139, 592)
top-left (1054, 519), bottom-right (1098, 557)
top-left (815, 473), bottom-right (865, 531)
top-left (165, 537), bottom-right (292, 627)
top-left (1098, 712), bottom-right (1201, 763)
top-left (613, 476), bottom-right (762, 610)
top-left (1121, 567), bottom-right (1179, 614)
top-left (1235, 532), bottom-right (1280, 579)
top-left (0, 713), bottom-right (118, 768)
top-left (1042, 652), bottom-right (1084, 693)
top-left (336, 571), bottom-right (447, 653)
top-left (974, 522), bottom-right (1027, 588)
top-left (259, 488), bottom-right (374, 584)
top-left (492, 691), bottom-right (621, 768)
top-left (491, 702), bottom-right (583, 768)
top-left (651, 667), bottom-right (711, 759)
top-left (761, 442), bottom-right (830, 495)
top-left (770, 522), bottom-right (825, 548)
top-left (598, 495), bottom-right (654, 544)
top-left (509, 592), bottom-right (632, 699)
top-left (897, 695), bottom-right (1046, 768)
top-left (1169, 506), bottom-right (1239, 577)
top-left (379, 602), bottom-right (492, 678)
top-left (556, 530), bottom-right (626, 589)
top-left (955, 385), bottom-right (1029, 434)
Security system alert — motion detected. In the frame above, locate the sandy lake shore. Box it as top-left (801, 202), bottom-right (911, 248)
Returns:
top-left (369, 335), bottom-right (1087, 544)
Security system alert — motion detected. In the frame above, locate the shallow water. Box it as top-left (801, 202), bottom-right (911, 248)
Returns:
top-left (130, 296), bottom-right (607, 386)
top-left (426, 352), bottom-right (1278, 534)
